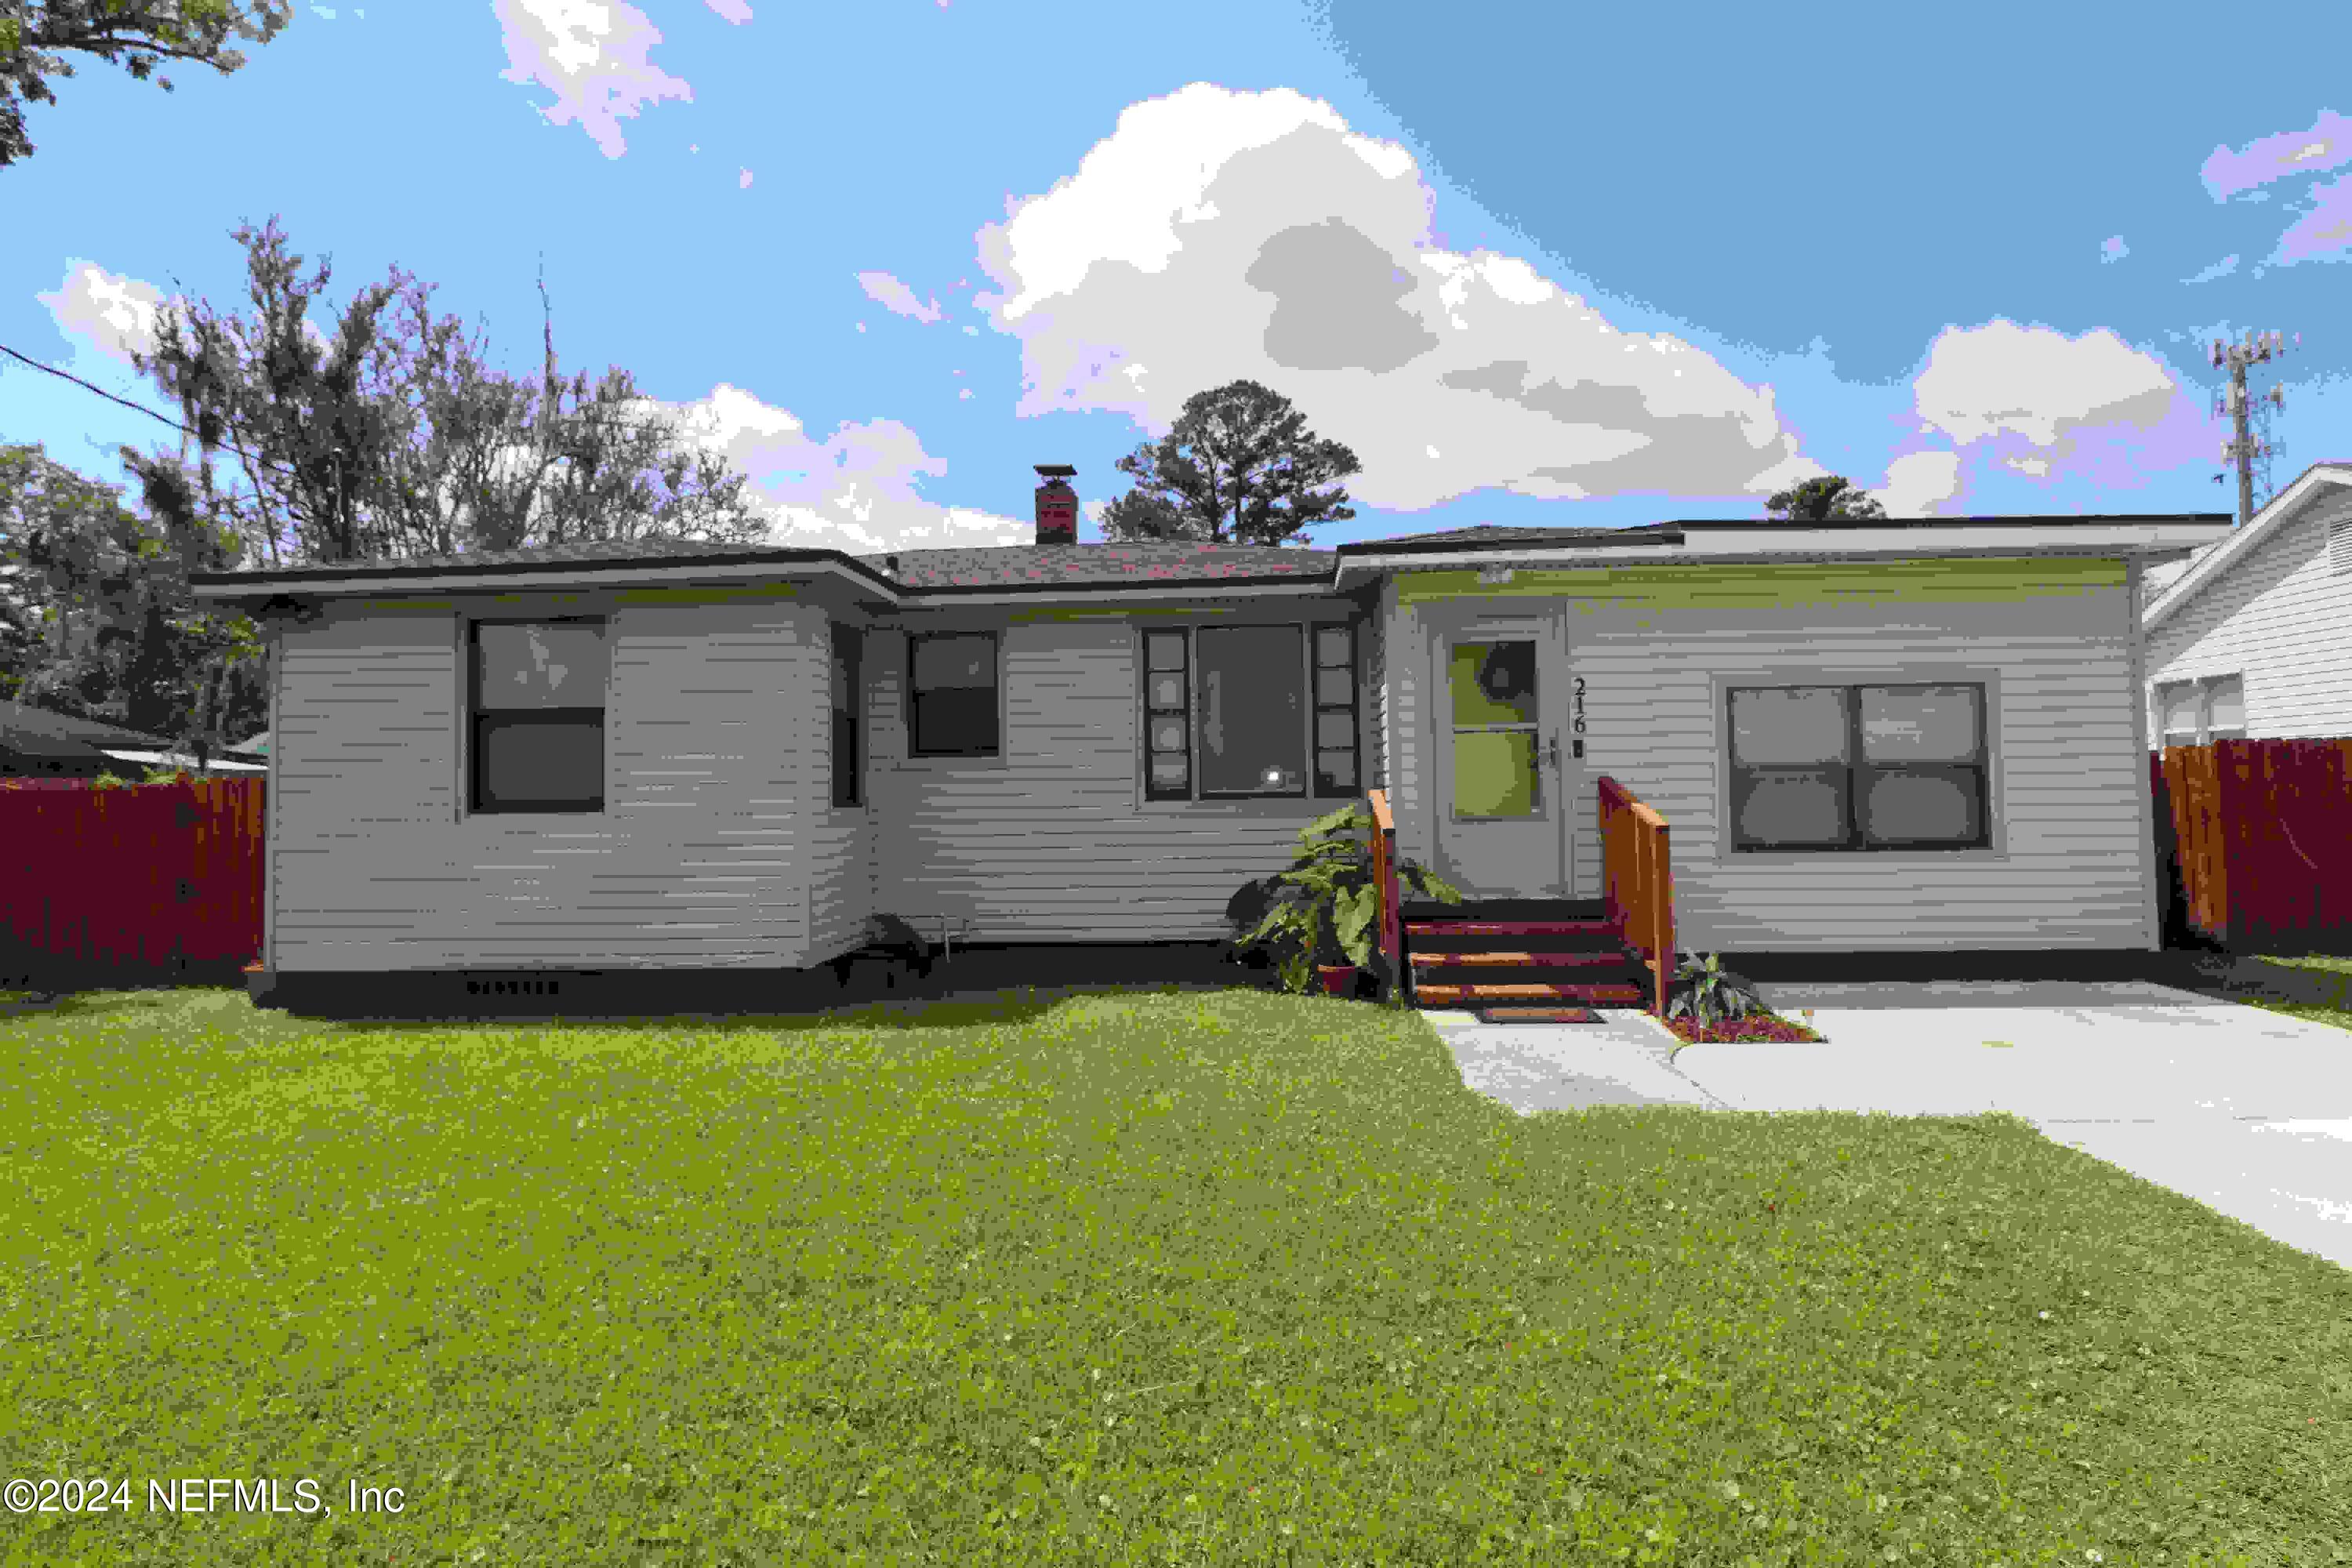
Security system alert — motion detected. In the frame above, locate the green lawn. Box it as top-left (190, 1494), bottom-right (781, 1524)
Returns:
top-left (3, 985), bottom-right (2349, 1566)
top-left (2248, 955), bottom-right (2352, 1033)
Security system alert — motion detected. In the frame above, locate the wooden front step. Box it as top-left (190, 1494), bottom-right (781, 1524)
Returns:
top-left (1414, 980), bottom-right (1648, 1005)
top-left (1405, 919), bottom-right (1620, 940)
top-left (1410, 949), bottom-right (1631, 969)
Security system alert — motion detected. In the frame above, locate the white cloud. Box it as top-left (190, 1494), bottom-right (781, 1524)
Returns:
top-left (2099, 235), bottom-right (2129, 263)
top-left (738, 168), bottom-right (753, 189)
top-left (856, 271), bottom-right (944, 323)
top-left (1909, 320), bottom-right (2206, 485)
top-left (40, 259), bottom-right (340, 376)
top-left (2204, 110), bottom-right (2352, 198)
top-left (494, 0), bottom-right (692, 160)
top-left (971, 83), bottom-right (1818, 511)
top-left (706, 0), bottom-right (753, 20)
top-left (661, 383), bottom-right (1029, 551)
top-left (1867, 451), bottom-right (1965, 516)
top-left (38, 261), bottom-right (172, 364)
top-left (2182, 252), bottom-right (2238, 284)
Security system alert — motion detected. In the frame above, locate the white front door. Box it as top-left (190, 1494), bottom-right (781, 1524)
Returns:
top-left (1433, 615), bottom-right (1573, 898)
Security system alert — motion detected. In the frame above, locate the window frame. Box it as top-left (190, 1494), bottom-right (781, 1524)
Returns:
top-left (830, 622), bottom-right (863, 808)
top-left (2154, 673), bottom-right (2246, 749)
top-left (466, 615), bottom-right (610, 815)
top-left (1723, 679), bottom-right (1994, 855)
top-left (1138, 619), bottom-right (1363, 805)
top-left (905, 629), bottom-right (1003, 760)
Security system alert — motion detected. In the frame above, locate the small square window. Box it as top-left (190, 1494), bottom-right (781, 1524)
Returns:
top-left (908, 632), bottom-right (999, 758)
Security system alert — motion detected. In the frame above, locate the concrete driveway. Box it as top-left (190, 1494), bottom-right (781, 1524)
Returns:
top-left (1682, 978), bottom-right (2352, 1274)
top-left (1429, 978), bottom-right (2352, 1274)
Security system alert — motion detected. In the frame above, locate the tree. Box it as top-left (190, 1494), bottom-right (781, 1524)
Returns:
top-left (0, 0), bottom-right (293, 167)
top-left (130, 218), bottom-right (769, 569)
top-left (1100, 379), bottom-right (1359, 546)
top-left (1763, 475), bottom-right (1888, 522)
top-left (0, 441), bottom-right (267, 764)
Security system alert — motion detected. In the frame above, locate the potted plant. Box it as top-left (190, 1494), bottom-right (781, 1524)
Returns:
top-left (1226, 803), bottom-right (1465, 999)
top-left (1660, 952), bottom-right (1820, 1042)
top-left (1664, 952), bottom-right (1762, 1025)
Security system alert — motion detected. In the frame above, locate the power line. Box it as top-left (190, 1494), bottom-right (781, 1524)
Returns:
top-left (0, 339), bottom-right (713, 485)
top-left (0, 340), bottom-right (296, 477)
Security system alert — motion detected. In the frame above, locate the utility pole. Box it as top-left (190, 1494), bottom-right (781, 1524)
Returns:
top-left (2208, 328), bottom-right (2297, 525)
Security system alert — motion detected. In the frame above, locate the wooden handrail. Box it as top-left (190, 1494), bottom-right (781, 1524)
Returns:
top-left (1597, 775), bottom-right (1675, 1018)
top-left (1366, 788), bottom-right (1401, 994)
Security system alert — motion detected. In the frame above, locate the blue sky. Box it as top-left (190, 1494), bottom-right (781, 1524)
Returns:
top-left (4, 0), bottom-right (2347, 555)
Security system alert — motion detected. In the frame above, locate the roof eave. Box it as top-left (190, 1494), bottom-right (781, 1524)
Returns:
top-left (1330, 523), bottom-right (2235, 590)
top-left (2143, 464), bottom-right (2352, 632)
top-left (189, 552), bottom-right (903, 609)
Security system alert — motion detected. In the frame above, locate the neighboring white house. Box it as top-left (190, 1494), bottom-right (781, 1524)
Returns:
top-left (2143, 461), bottom-right (2352, 746)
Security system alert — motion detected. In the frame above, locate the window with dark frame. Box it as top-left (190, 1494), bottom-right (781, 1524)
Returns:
top-left (470, 618), bottom-right (608, 813)
top-left (907, 631), bottom-right (1000, 758)
top-left (1140, 622), bottom-right (1359, 801)
top-left (1728, 682), bottom-right (1989, 851)
top-left (1142, 630), bottom-right (1192, 800)
top-left (831, 623), bottom-right (862, 807)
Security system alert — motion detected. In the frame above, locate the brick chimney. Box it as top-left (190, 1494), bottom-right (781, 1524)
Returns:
top-left (1033, 464), bottom-right (1078, 546)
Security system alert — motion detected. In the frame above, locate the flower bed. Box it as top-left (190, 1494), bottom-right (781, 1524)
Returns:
top-left (1662, 1011), bottom-right (1824, 1044)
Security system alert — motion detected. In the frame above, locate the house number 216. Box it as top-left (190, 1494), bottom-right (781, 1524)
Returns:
top-left (1572, 677), bottom-right (1587, 734)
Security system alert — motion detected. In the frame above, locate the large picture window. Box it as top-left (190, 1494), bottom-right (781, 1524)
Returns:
top-left (2154, 674), bottom-right (2245, 748)
top-left (831, 623), bottom-right (862, 807)
top-left (1728, 682), bottom-right (1989, 851)
top-left (470, 619), bottom-right (608, 813)
top-left (1142, 622), bottom-right (1359, 801)
top-left (908, 631), bottom-right (999, 758)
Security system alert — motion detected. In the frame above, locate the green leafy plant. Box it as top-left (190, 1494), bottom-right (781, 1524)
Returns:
top-left (1225, 803), bottom-right (1464, 996)
top-left (1664, 951), bottom-right (1769, 1027)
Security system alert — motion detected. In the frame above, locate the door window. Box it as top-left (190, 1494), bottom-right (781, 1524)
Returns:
top-left (1449, 638), bottom-right (1542, 818)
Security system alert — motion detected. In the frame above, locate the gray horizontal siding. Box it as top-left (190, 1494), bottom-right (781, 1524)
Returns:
top-left (1565, 590), bottom-right (2153, 950)
top-left (271, 601), bottom-right (823, 971)
top-left (867, 622), bottom-right (1334, 941)
top-left (2147, 491), bottom-right (2352, 739)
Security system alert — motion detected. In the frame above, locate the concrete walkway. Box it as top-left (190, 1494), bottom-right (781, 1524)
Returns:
top-left (1428, 978), bottom-right (2352, 1275)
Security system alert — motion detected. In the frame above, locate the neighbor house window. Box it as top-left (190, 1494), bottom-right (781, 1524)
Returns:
top-left (1728, 683), bottom-right (1989, 851)
top-left (1140, 622), bottom-right (1358, 801)
top-left (470, 618), bottom-right (608, 813)
top-left (831, 623), bottom-right (862, 807)
top-left (908, 631), bottom-right (999, 757)
top-left (2155, 674), bottom-right (2245, 748)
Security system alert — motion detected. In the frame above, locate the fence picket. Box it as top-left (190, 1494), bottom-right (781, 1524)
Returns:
top-left (2154, 739), bottom-right (2352, 951)
top-left (0, 776), bottom-right (267, 977)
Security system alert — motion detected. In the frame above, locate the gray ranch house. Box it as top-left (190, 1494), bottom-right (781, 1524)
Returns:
top-left (190, 468), bottom-right (2230, 1013)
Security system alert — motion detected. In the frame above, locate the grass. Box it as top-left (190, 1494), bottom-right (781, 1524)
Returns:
top-left (2234, 954), bottom-right (2352, 1033)
top-left (3, 984), bottom-right (2350, 1566)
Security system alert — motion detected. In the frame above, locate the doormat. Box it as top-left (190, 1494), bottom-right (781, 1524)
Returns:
top-left (1476, 1005), bottom-right (1599, 1025)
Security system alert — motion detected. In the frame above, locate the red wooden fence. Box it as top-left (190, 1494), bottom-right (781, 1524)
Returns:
top-left (0, 776), bottom-right (267, 978)
top-left (2152, 739), bottom-right (2352, 949)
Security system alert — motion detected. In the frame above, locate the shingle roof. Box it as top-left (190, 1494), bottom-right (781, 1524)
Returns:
top-left (856, 542), bottom-right (1338, 590)
top-left (0, 702), bottom-right (176, 760)
top-left (1338, 523), bottom-right (1682, 552)
top-left (187, 511), bottom-right (2245, 601)
top-left (193, 535), bottom-right (853, 583)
